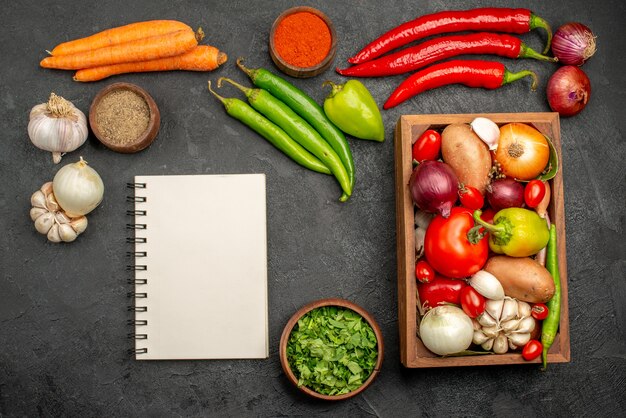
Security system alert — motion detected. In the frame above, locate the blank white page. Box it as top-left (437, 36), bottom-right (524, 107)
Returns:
top-left (132, 174), bottom-right (268, 360)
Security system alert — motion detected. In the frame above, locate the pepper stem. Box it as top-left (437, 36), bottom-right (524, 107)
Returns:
top-left (529, 13), bottom-right (553, 54)
top-left (236, 57), bottom-right (254, 79)
top-left (503, 69), bottom-right (538, 91)
top-left (519, 43), bottom-right (557, 62)
top-left (207, 80), bottom-right (226, 104)
top-left (467, 210), bottom-right (504, 244)
top-left (218, 77), bottom-right (253, 97)
top-left (322, 80), bottom-right (343, 98)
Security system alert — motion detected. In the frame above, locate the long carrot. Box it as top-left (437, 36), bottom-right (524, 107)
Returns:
top-left (50, 20), bottom-right (193, 56)
top-left (40, 29), bottom-right (200, 70)
top-left (73, 45), bottom-right (228, 82)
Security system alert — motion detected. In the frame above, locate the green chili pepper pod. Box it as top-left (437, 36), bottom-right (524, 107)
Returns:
top-left (208, 81), bottom-right (331, 175)
top-left (237, 58), bottom-right (355, 202)
top-left (218, 77), bottom-right (351, 201)
top-left (541, 224), bottom-right (561, 371)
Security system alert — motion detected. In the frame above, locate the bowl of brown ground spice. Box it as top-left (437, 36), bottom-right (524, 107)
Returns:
top-left (269, 6), bottom-right (337, 78)
top-left (89, 82), bottom-right (160, 153)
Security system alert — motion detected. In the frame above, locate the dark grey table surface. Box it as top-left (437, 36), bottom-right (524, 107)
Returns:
top-left (2, 0), bottom-right (625, 416)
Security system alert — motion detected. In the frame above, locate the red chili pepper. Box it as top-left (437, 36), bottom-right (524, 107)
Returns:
top-left (337, 32), bottom-right (555, 78)
top-left (348, 7), bottom-right (552, 64)
top-left (383, 60), bottom-right (537, 110)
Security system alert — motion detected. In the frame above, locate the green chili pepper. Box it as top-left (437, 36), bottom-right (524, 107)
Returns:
top-left (207, 81), bottom-right (331, 175)
top-left (218, 77), bottom-right (351, 200)
top-left (322, 80), bottom-right (385, 142)
top-left (469, 208), bottom-right (549, 257)
top-left (237, 58), bottom-right (354, 202)
top-left (541, 224), bottom-right (561, 371)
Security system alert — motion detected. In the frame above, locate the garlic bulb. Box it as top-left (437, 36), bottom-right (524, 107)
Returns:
top-left (53, 157), bottom-right (104, 217)
top-left (470, 117), bottom-right (500, 151)
top-left (30, 182), bottom-right (88, 243)
top-left (28, 93), bottom-right (88, 164)
top-left (471, 296), bottom-right (537, 354)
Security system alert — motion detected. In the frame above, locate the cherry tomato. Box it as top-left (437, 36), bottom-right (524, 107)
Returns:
top-left (424, 207), bottom-right (489, 278)
top-left (522, 340), bottom-right (543, 361)
top-left (458, 184), bottom-right (484, 210)
top-left (531, 303), bottom-right (549, 320)
top-left (417, 275), bottom-right (467, 310)
top-left (460, 286), bottom-right (486, 318)
top-left (524, 180), bottom-right (547, 208)
top-left (481, 207), bottom-right (496, 224)
top-left (412, 129), bottom-right (441, 162)
top-left (415, 260), bottom-right (435, 283)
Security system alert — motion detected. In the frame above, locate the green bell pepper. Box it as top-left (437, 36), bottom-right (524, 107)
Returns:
top-left (322, 80), bottom-right (385, 142)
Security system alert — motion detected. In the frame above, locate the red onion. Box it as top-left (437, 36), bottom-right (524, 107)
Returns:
top-left (547, 66), bottom-right (591, 117)
top-left (409, 160), bottom-right (458, 218)
top-left (552, 23), bottom-right (596, 66)
top-left (486, 179), bottom-right (524, 211)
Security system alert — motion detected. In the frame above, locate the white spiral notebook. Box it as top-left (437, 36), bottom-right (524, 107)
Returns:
top-left (128, 174), bottom-right (268, 360)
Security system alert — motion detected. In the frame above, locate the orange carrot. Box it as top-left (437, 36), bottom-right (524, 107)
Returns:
top-left (40, 29), bottom-right (200, 70)
top-left (73, 46), bottom-right (228, 82)
top-left (50, 20), bottom-right (193, 56)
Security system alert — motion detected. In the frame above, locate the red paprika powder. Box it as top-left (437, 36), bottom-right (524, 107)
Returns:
top-left (273, 12), bottom-right (331, 68)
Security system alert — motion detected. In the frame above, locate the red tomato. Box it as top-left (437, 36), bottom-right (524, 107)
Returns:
top-left (481, 207), bottom-right (496, 224)
top-left (460, 286), bottom-right (486, 318)
top-left (424, 207), bottom-right (489, 278)
top-left (412, 129), bottom-right (441, 162)
top-left (531, 303), bottom-right (549, 320)
top-left (458, 184), bottom-right (484, 210)
top-left (524, 180), bottom-right (547, 208)
top-left (415, 260), bottom-right (435, 283)
top-left (417, 275), bottom-right (467, 310)
top-left (522, 340), bottom-right (543, 361)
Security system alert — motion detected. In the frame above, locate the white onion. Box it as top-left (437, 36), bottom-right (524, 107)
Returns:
top-left (53, 157), bottom-right (104, 217)
top-left (419, 305), bottom-right (473, 356)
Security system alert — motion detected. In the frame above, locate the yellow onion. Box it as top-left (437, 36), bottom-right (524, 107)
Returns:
top-left (494, 123), bottom-right (550, 180)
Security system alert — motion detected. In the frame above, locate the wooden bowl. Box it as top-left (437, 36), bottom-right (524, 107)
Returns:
top-left (269, 6), bottom-right (337, 78)
top-left (89, 82), bottom-right (160, 153)
top-left (279, 298), bottom-right (384, 401)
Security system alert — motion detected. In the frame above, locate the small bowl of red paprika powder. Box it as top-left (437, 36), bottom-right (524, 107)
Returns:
top-left (269, 6), bottom-right (337, 78)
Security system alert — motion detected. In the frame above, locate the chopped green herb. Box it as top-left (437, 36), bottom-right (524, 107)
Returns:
top-left (286, 306), bottom-right (378, 396)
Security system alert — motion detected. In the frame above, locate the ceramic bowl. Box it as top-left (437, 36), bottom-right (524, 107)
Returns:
top-left (89, 82), bottom-right (160, 153)
top-left (279, 298), bottom-right (384, 400)
top-left (268, 6), bottom-right (337, 78)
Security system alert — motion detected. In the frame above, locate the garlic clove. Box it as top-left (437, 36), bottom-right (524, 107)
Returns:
top-left (34, 212), bottom-right (55, 234)
top-left (31, 190), bottom-right (48, 209)
top-left (478, 312), bottom-right (498, 327)
top-left (493, 333), bottom-right (509, 354)
top-left (473, 330), bottom-right (490, 345)
top-left (46, 192), bottom-right (60, 212)
top-left (30, 207), bottom-right (48, 221)
top-left (472, 318), bottom-right (482, 331)
top-left (69, 216), bottom-right (88, 234)
top-left (59, 223), bottom-right (78, 242)
top-left (482, 326), bottom-right (499, 339)
top-left (47, 224), bottom-right (61, 243)
top-left (481, 339), bottom-right (494, 351)
top-left (414, 210), bottom-right (434, 229)
top-left (517, 301), bottom-right (532, 318)
top-left (485, 299), bottom-right (505, 322)
top-left (55, 211), bottom-right (70, 224)
top-left (40, 182), bottom-right (53, 195)
top-left (415, 227), bottom-right (426, 257)
top-left (470, 117), bottom-right (500, 151)
top-left (501, 318), bottom-right (522, 333)
top-left (515, 316), bottom-right (536, 334)
top-left (500, 297), bottom-right (519, 322)
top-left (507, 332), bottom-right (531, 348)
top-left (509, 340), bottom-right (518, 351)
top-left (469, 270), bottom-right (505, 300)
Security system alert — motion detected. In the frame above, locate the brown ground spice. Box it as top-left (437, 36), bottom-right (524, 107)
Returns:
top-left (94, 90), bottom-right (150, 145)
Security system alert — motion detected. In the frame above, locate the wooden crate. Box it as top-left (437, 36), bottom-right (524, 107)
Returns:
top-left (394, 113), bottom-right (571, 368)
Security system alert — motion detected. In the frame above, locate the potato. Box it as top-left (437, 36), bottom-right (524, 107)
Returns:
top-left (484, 256), bottom-right (555, 303)
top-left (441, 123), bottom-right (492, 194)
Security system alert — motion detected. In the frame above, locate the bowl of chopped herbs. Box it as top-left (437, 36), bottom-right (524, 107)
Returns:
top-left (279, 298), bottom-right (384, 400)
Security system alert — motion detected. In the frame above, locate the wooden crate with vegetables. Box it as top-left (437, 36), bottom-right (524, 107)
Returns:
top-left (394, 113), bottom-right (570, 368)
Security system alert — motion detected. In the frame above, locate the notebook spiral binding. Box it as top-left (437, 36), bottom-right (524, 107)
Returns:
top-left (127, 182), bottom-right (148, 356)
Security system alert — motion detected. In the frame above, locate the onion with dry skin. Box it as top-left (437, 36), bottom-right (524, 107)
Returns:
top-left (494, 123), bottom-right (550, 181)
